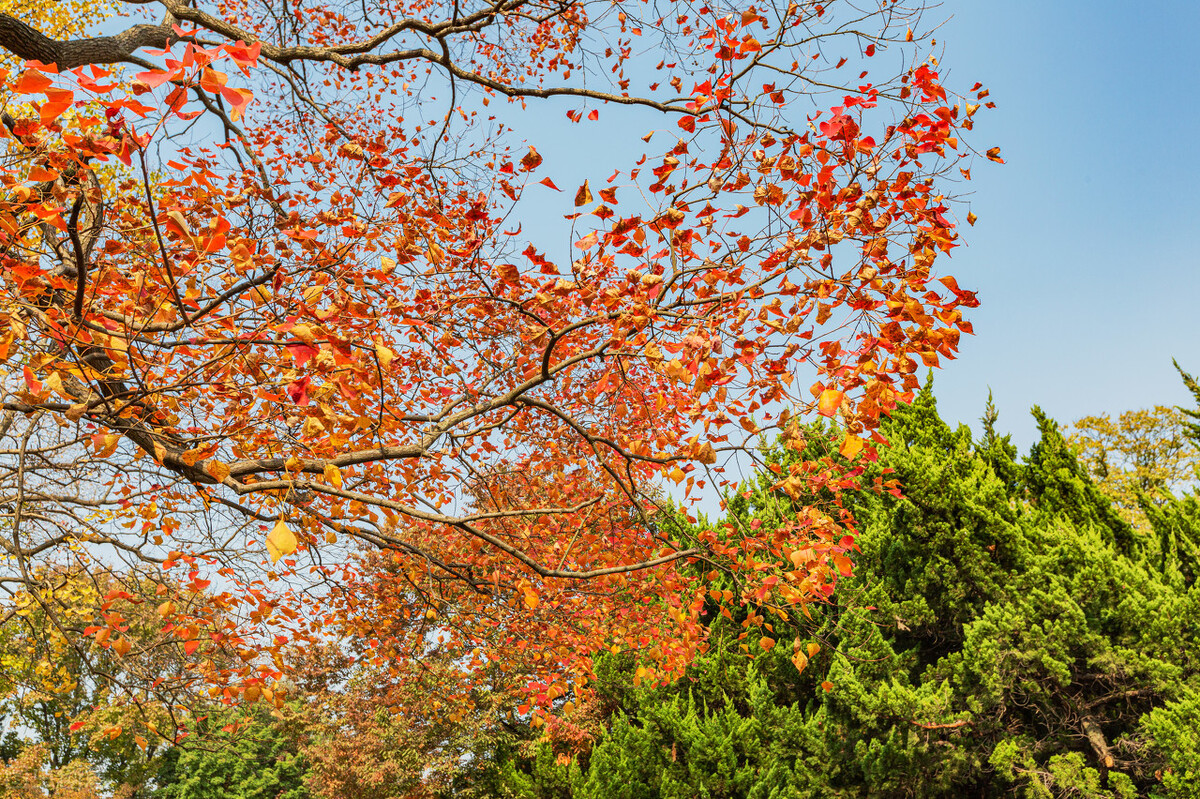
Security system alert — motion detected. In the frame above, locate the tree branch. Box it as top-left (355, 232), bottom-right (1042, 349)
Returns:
top-left (0, 15), bottom-right (177, 69)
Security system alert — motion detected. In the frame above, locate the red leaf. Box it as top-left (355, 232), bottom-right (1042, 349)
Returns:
top-left (15, 69), bottom-right (52, 94)
top-left (538, 177), bottom-right (561, 191)
top-left (220, 87), bottom-right (254, 121)
top-left (135, 69), bottom-right (175, 89)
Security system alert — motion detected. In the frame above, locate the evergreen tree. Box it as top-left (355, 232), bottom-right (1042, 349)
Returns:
top-left (486, 388), bottom-right (1200, 798)
top-left (154, 706), bottom-right (311, 799)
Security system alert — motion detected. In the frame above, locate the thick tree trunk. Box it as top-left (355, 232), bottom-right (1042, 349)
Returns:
top-left (0, 15), bottom-right (176, 68)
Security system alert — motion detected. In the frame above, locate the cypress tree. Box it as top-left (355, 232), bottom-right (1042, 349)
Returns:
top-left (484, 390), bottom-right (1200, 798)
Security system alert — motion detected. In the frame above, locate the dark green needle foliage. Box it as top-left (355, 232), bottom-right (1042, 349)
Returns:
top-left (153, 705), bottom-right (311, 799)
top-left (486, 386), bottom-right (1200, 798)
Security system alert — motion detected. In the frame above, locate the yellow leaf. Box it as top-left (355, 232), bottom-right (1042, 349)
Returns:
top-left (290, 324), bottom-right (316, 345)
top-left (427, 239), bottom-right (444, 265)
top-left (43, 371), bottom-right (67, 398)
top-left (248, 284), bottom-right (271, 305)
top-left (791, 652), bottom-right (808, 673)
top-left (665, 358), bottom-right (692, 384)
top-left (840, 434), bottom-right (864, 459)
top-left (806, 642), bottom-right (821, 658)
top-left (112, 638), bottom-right (132, 656)
top-left (374, 340), bottom-right (395, 370)
top-left (324, 463), bottom-right (343, 489)
top-left (266, 519), bottom-right (298, 563)
top-left (95, 433), bottom-right (120, 458)
top-left (206, 459), bottom-right (231, 481)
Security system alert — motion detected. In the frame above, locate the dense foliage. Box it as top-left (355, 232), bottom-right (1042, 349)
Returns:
top-left (0, 0), bottom-right (989, 732)
top-left (5, 384), bottom-right (1198, 796)
top-left (480, 388), bottom-right (1200, 798)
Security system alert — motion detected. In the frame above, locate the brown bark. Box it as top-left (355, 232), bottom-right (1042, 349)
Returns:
top-left (0, 14), bottom-right (176, 68)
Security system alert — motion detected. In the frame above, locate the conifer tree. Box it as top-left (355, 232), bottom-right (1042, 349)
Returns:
top-left (486, 388), bottom-right (1200, 798)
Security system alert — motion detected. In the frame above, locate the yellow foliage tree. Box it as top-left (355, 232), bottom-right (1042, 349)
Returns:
top-left (0, 0), bottom-right (113, 55)
top-left (1069, 406), bottom-right (1200, 530)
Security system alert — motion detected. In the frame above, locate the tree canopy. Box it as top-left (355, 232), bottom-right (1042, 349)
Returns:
top-left (0, 0), bottom-right (990, 730)
top-left (477, 388), bottom-right (1200, 797)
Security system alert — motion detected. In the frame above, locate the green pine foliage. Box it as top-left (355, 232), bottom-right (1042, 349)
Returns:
top-left (154, 705), bottom-right (311, 799)
top-left (489, 388), bottom-right (1200, 798)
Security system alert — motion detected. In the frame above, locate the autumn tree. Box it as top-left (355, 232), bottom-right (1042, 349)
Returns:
top-left (1069, 406), bottom-right (1199, 530)
top-left (0, 0), bottom-right (990, 721)
top-left (0, 564), bottom-right (235, 795)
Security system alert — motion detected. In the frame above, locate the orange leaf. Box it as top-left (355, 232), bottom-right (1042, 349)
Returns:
top-left (539, 177), bottom-right (561, 191)
top-left (817, 389), bottom-right (844, 417)
top-left (39, 89), bottom-right (73, 123)
top-left (205, 460), bottom-right (231, 481)
top-left (574, 179), bottom-right (594, 207)
top-left (15, 69), bottom-right (53, 94)
top-left (520, 147), bottom-right (543, 171)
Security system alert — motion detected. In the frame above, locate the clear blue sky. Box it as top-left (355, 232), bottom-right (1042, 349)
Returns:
top-left (504, 0), bottom-right (1200, 455)
top-left (930, 0), bottom-right (1200, 449)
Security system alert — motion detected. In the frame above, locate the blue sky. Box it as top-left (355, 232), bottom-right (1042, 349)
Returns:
top-left (465, 0), bottom-right (1198, 458)
top-left (511, 0), bottom-right (1200, 454)
top-left (929, 0), bottom-right (1200, 449)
